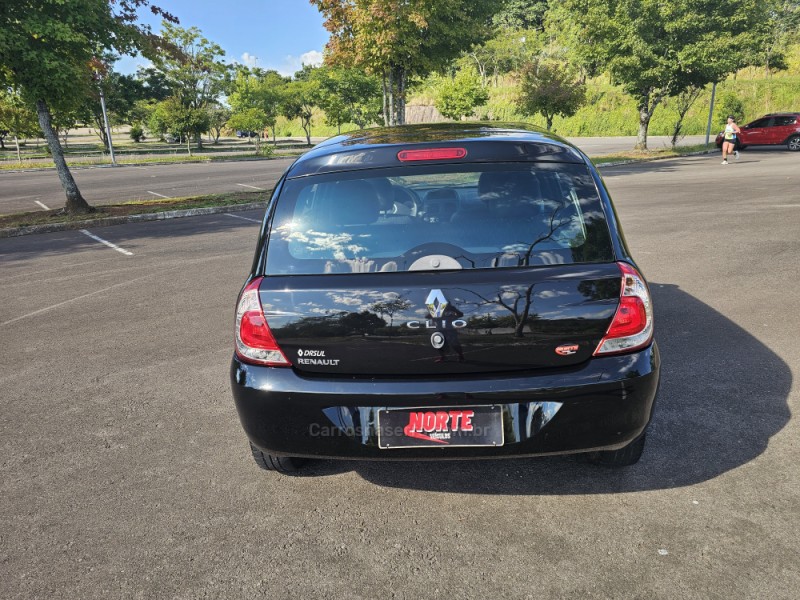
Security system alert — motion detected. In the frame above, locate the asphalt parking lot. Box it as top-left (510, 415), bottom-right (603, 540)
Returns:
top-left (1, 148), bottom-right (799, 599)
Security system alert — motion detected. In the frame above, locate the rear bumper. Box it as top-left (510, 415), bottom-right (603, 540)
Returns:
top-left (230, 343), bottom-right (660, 460)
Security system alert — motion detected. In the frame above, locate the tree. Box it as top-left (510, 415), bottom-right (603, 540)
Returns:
top-left (228, 67), bottom-right (287, 143)
top-left (0, 0), bottom-right (177, 213)
top-left (666, 85), bottom-right (703, 148)
top-left (748, 0), bottom-right (800, 74)
top-left (313, 66), bottom-right (382, 132)
top-left (492, 0), bottom-right (551, 30)
top-left (370, 296), bottom-right (411, 330)
top-left (149, 23), bottom-right (229, 111)
top-left (148, 97), bottom-right (209, 155)
top-left (311, 0), bottom-right (503, 126)
top-left (148, 23), bottom-right (229, 148)
top-left (50, 107), bottom-right (82, 149)
top-left (435, 68), bottom-right (489, 121)
top-left (227, 108), bottom-right (270, 153)
top-left (713, 91), bottom-right (746, 126)
top-left (463, 30), bottom-right (541, 87)
top-left (135, 65), bottom-right (175, 101)
top-left (282, 72), bottom-right (321, 145)
top-left (0, 89), bottom-right (40, 161)
top-left (82, 56), bottom-right (147, 151)
top-left (516, 59), bottom-right (586, 131)
top-left (206, 103), bottom-right (230, 143)
top-left (555, 0), bottom-right (770, 150)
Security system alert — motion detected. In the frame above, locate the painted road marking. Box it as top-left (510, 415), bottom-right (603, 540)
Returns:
top-left (1, 274), bottom-right (151, 327)
top-left (148, 191), bottom-right (171, 199)
top-left (225, 213), bottom-right (261, 224)
top-left (236, 184), bottom-right (266, 191)
top-left (34, 201), bottom-right (50, 210)
top-left (79, 229), bottom-right (134, 256)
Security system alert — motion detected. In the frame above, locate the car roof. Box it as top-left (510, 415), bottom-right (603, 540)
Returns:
top-left (285, 122), bottom-right (587, 179)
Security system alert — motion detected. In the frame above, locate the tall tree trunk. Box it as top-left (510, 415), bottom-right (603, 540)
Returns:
top-left (14, 135), bottom-right (21, 163)
top-left (387, 69), bottom-right (395, 126)
top-left (186, 132), bottom-right (192, 156)
top-left (634, 92), bottom-right (663, 151)
top-left (303, 113), bottom-right (312, 145)
top-left (397, 68), bottom-right (406, 125)
top-left (381, 73), bottom-right (389, 127)
top-left (35, 99), bottom-right (92, 214)
top-left (635, 108), bottom-right (651, 151)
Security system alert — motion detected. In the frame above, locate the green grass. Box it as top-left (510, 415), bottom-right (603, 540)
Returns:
top-left (590, 143), bottom-right (713, 166)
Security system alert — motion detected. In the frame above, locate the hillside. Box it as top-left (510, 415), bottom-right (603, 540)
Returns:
top-left (406, 71), bottom-right (800, 138)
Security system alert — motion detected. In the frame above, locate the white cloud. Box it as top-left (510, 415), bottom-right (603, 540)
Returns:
top-left (270, 49), bottom-right (324, 77)
top-left (241, 52), bottom-right (259, 68)
top-left (300, 50), bottom-right (323, 67)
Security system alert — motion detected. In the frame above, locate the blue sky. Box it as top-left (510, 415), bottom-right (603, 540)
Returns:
top-left (117, 0), bottom-right (329, 76)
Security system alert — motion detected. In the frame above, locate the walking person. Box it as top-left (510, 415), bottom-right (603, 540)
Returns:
top-left (721, 115), bottom-right (741, 164)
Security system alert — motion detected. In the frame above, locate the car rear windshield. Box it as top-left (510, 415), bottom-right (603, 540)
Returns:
top-left (264, 162), bottom-right (614, 275)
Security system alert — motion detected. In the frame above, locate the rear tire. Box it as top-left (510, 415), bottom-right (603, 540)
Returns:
top-left (787, 135), bottom-right (800, 151)
top-left (249, 442), bottom-right (306, 474)
top-left (586, 433), bottom-right (646, 467)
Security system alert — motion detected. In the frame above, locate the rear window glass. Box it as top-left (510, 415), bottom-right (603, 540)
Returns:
top-left (265, 162), bottom-right (614, 275)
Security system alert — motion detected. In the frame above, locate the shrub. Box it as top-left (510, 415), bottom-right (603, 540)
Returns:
top-left (129, 123), bottom-right (145, 143)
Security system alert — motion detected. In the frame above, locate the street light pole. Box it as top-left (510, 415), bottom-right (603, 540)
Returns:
top-left (97, 78), bottom-right (117, 166)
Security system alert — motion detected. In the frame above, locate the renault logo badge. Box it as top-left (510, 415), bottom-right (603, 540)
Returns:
top-left (425, 289), bottom-right (448, 318)
top-left (431, 332), bottom-right (446, 349)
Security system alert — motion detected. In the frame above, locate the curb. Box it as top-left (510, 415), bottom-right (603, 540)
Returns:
top-left (596, 148), bottom-right (715, 168)
top-left (0, 201), bottom-right (267, 239)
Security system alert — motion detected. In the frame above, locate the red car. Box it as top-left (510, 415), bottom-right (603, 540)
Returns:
top-left (716, 113), bottom-right (800, 151)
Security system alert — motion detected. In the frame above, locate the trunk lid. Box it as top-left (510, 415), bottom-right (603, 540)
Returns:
top-left (259, 264), bottom-right (621, 376)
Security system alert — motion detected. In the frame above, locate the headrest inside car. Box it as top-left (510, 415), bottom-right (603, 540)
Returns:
top-left (478, 171), bottom-right (539, 202)
top-left (312, 180), bottom-right (380, 226)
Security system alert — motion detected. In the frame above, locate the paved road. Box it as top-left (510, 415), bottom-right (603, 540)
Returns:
top-left (1, 149), bottom-right (798, 599)
top-left (0, 135), bottom-right (710, 215)
top-left (0, 159), bottom-right (295, 214)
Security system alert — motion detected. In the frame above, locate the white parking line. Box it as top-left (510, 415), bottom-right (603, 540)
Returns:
top-left (225, 213), bottom-right (261, 224)
top-left (236, 183), bottom-right (266, 191)
top-left (0, 271), bottom-right (159, 328)
top-left (34, 201), bottom-right (50, 210)
top-left (148, 191), bottom-right (171, 199)
top-left (79, 229), bottom-right (134, 256)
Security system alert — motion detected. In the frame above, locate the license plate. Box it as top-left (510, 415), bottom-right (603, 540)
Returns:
top-left (377, 405), bottom-right (504, 449)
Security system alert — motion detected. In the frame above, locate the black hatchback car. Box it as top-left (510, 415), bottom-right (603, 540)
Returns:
top-left (231, 123), bottom-right (660, 473)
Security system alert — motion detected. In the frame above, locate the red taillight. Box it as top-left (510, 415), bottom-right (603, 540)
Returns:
top-left (397, 147), bottom-right (467, 161)
top-left (234, 277), bottom-right (291, 367)
top-left (594, 262), bottom-right (653, 356)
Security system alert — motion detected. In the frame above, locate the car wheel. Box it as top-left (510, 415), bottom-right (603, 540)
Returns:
top-left (585, 433), bottom-right (646, 467)
top-left (249, 442), bottom-right (306, 473)
top-left (787, 135), bottom-right (800, 151)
